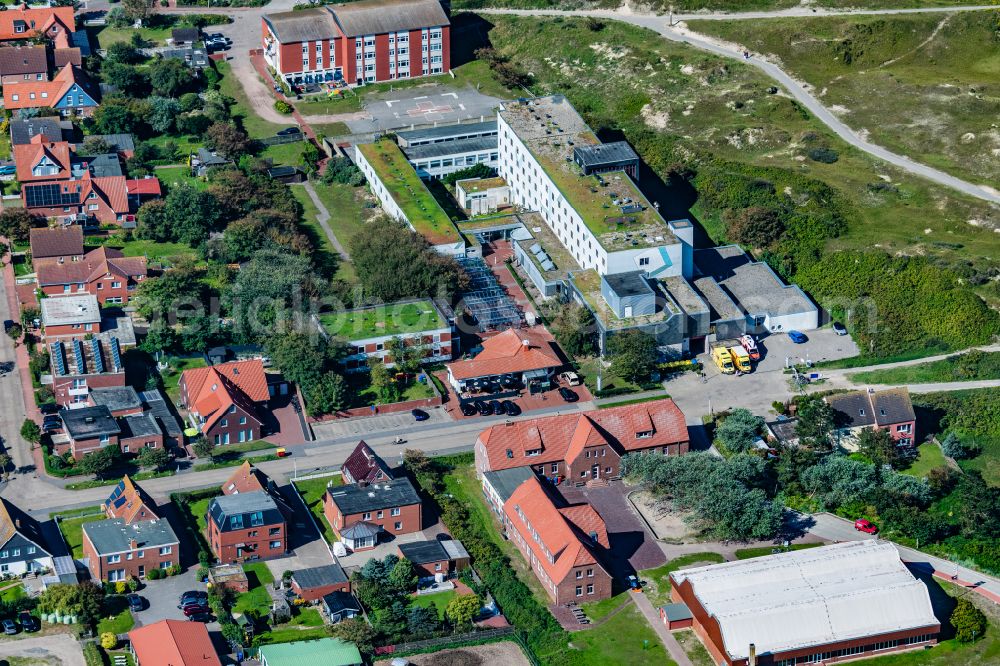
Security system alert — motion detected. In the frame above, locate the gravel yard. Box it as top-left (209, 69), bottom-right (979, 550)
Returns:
top-left (374, 641), bottom-right (531, 666)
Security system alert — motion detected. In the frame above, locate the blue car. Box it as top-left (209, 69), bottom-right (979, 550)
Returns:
top-left (787, 330), bottom-right (808, 344)
top-left (411, 409), bottom-right (429, 421)
top-left (0, 165), bottom-right (15, 176)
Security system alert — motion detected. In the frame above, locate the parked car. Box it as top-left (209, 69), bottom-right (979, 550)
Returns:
top-left (488, 400), bottom-right (503, 415)
top-left (127, 594), bottom-right (144, 612)
top-left (0, 165), bottom-right (15, 176)
top-left (500, 375), bottom-right (518, 389)
top-left (179, 591), bottom-right (207, 607)
top-left (475, 400), bottom-right (491, 416)
top-left (558, 371), bottom-right (582, 386)
top-left (276, 127), bottom-right (302, 137)
top-left (832, 322), bottom-right (847, 336)
top-left (854, 519), bottom-right (878, 535)
top-left (18, 612), bottom-right (37, 632)
top-left (2, 618), bottom-right (18, 635)
top-left (182, 604), bottom-right (210, 618)
top-left (411, 409), bottom-right (429, 422)
top-left (787, 330), bottom-right (808, 344)
top-left (627, 575), bottom-right (641, 592)
top-left (558, 387), bottom-right (579, 403)
top-left (502, 400), bottom-right (521, 416)
top-left (206, 33), bottom-right (231, 44)
top-left (42, 419), bottom-right (62, 432)
top-left (187, 611), bottom-right (213, 623)
top-left (460, 402), bottom-right (477, 417)
top-left (39, 402), bottom-right (60, 415)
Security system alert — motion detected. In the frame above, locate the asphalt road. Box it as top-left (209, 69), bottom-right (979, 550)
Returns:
top-left (478, 6), bottom-right (1000, 205)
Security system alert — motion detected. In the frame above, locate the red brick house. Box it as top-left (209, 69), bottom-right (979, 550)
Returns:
top-left (22, 172), bottom-right (129, 226)
top-left (669, 541), bottom-right (939, 666)
top-left (323, 477), bottom-right (422, 551)
top-left (206, 491), bottom-right (286, 564)
top-left (180, 360), bottom-right (269, 446)
top-left (58, 405), bottom-right (162, 460)
top-left (827, 388), bottom-right (917, 450)
top-left (501, 475), bottom-right (612, 605)
top-left (36, 245), bottom-right (147, 305)
top-left (82, 517), bottom-right (179, 582)
top-left (398, 539), bottom-right (469, 582)
top-left (0, 45), bottom-right (48, 84)
top-left (3, 63), bottom-right (99, 116)
top-left (290, 563), bottom-right (351, 602)
top-left (262, 0), bottom-right (449, 88)
top-left (340, 440), bottom-right (392, 485)
top-left (13, 134), bottom-right (72, 183)
top-left (475, 399), bottom-right (690, 483)
top-left (104, 476), bottom-right (158, 524)
top-left (29, 225), bottom-right (83, 266)
top-left (130, 620), bottom-right (221, 666)
top-left (0, 6), bottom-right (75, 48)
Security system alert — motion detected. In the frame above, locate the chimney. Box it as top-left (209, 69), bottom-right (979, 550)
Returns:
top-left (129, 538), bottom-right (138, 550)
top-left (522, 339), bottom-right (530, 348)
top-left (748, 643), bottom-right (756, 666)
top-left (14, 518), bottom-right (21, 529)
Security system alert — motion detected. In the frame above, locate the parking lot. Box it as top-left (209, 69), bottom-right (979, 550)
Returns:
top-left (311, 404), bottom-right (452, 441)
top-left (347, 84), bottom-right (502, 133)
top-left (131, 567), bottom-right (207, 626)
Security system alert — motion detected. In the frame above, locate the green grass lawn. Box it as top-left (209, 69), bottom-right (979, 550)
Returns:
top-left (233, 562), bottom-right (275, 616)
top-left (286, 607), bottom-right (324, 627)
top-left (293, 475), bottom-right (343, 545)
top-left (735, 543), bottom-right (824, 560)
top-left (287, 184), bottom-right (346, 281)
top-left (312, 179), bottom-right (373, 255)
top-left (674, 629), bottom-right (715, 666)
top-left (550, 603), bottom-right (671, 666)
top-left (902, 443), bottom-right (949, 479)
top-left (410, 590), bottom-right (456, 619)
top-left (216, 61), bottom-right (288, 140)
top-left (256, 626), bottom-right (329, 645)
top-left (11, 254), bottom-right (32, 277)
top-left (89, 237), bottom-right (197, 263)
top-left (259, 141), bottom-right (308, 167)
top-left (0, 582), bottom-right (25, 603)
top-left (849, 351), bottom-right (1000, 385)
top-left (155, 166), bottom-right (208, 192)
top-left (57, 511), bottom-right (107, 560)
top-left (310, 122), bottom-right (351, 138)
top-left (160, 356), bottom-right (208, 404)
top-left (640, 553), bottom-right (725, 608)
top-left (580, 591), bottom-right (629, 621)
top-left (97, 599), bottom-right (135, 636)
top-left (321, 300), bottom-right (446, 342)
top-left (189, 496), bottom-right (214, 535)
top-left (291, 93), bottom-right (362, 116)
top-left (89, 25), bottom-right (174, 48)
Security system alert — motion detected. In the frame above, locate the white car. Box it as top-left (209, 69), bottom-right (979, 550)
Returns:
top-left (559, 371), bottom-right (581, 386)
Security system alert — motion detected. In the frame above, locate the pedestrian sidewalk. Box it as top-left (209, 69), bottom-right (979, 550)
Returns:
top-left (632, 591), bottom-right (693, 666)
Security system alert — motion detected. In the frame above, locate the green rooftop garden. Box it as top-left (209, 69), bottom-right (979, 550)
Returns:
top-left (457, 176), bottom-right (507, 192)
top-left (357, 141), bottom-right (462, 246)
top-left (319, 299), bottom-right (447, 342)
top-left (572, 269), bottom-right (675, 330)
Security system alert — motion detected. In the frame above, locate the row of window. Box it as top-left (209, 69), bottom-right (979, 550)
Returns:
top-left (213, 429), bottom-right (254, 445)
top-left (107, 562), bottom-right (171, 581)
top-left (776, 636), bottom-right (934, 666)
top-left (575, 584), bottom-right (596, 596)
top-left (413, 152), bottom-right (498, 173)
top-left (107, 545), bottom-right (171, 563)
top-left (0, 546), bottom-right (38, 559)
top-left (361, 508), bottom-right (402, 519)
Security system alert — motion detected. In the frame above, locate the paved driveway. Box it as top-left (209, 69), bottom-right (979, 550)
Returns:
top-left (0, 633), bottom-right (85, 666)
top-left (263, 484), bottom-right (336, 580)
top-left (311, 405), bottom-right (451, 440)
top-left (133, 567), bottom-right (206, 625)
top-left (347, 85), bottom-right (502, 133)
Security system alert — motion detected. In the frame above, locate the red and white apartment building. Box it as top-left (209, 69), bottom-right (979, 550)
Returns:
top-left (261, 0), bottom-right (449, 87)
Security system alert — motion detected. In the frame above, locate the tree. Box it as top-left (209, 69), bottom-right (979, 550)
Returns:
top-left (940, 432), bottom-right (971, 460)
top-left (606, 330), bottom-right (658, 384)
top-left (5, 322), bottom-right (22, 341)
top-left (78, 447), bottom-right (121, 478)
top-left (445, 594), bottom-right (480, 626)
top-left (93, 98), bottom-right (142, 135)
top-left (403, 449), bottom-right (431, 474)
top-left (139, 321), bottom-right (179, 354)
top-left (385, 336), bottom-right (424, 375)
top-left (136, 446), bottom-right (170, 470)
top-left (20, 419), bottom-right (40, 444)
top-left (37, 582), bottom-right (103, 628)
top-left (148, 96), bottom-right (181, 134)
top-left (548, 302), bottom-right (598, 357)
top-left (227, 250), bottom-right (325, 341)
top-left (407, 604), bottom-right (439, 638)
top-left (725, 206), bottom-right (786, 248)
top-left (306, 373), bottom-right (349, 416)
top-left (0, 453), bottom-right (13, 480)
top-left (368, 360), bottom-right (400, 404)
top-left (136, 186), bottom-right (222, 246)
top-left (102, 63), bottom-right (150, 97)
top-left (104, 41), bottom-right (144, 65)
top-left (192, 438), bottom-right (216, 460)
top-left (388, 557), bottom-right (417, 594)
top-left (100, 632), bottom-right (117, 650)
top-left (715, 409), bottom-right (765, 454)
top-left (951, 598), bottom-right (987, 642)
top-left (148, 57), bottom-right (198, 97)
top-left (857, 427), bottom-right (903, 470)
top-left (441, 162), bottom-right (493, 185)
top-left (121, 0), bottom-right (155, 23)
top-left (205, 122), bottom-right (251, 159)
top-left (328, 618), bottom-right (377, 654)
top-left (81, 136), bottom-right (114, 155)
top-left (0, 208), bottom-right (41, 243)
top-left (795, 395), bottom-right (836, 450)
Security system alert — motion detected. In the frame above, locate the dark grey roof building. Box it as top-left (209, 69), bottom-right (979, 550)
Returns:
top-left (291, 563), bottom-right (349, 590)
top-left (82, 517), bottom-right (179, 555)
top-left (573, 141), bottom-right (640, 179)
top-left (89, 386), bottom-right (141, 414)
top-left (86, 134), bottom-right (136, 154)
top-left (483, 467), bottom-right (534, 504)
top-left (140, 389), bottom-right (183, 440)
top-left (322, 590), bottom-right (362, 623)
top-left (171, 27), bottom-right (201, 45)
top-left (119, 413), bottom-right (162, 440)
top-left (325, 477), bottom-right (421, 516)
top-left (396, 120), bottom-right (498, 148)
top-left (208, 491), bottom-right (284, 533)
top-left (10, 116), bottom-right (73, 145)
top-left (0, 498), bottom-right (53, 575)
top-left (61, 406), bottom-right (120, 441)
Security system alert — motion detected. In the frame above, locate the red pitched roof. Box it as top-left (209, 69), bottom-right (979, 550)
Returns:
top-left (448, 327), bottom-right (561, 381)
top-left (12, 134), bottom-right (72, 182)
top-left (126, 177), bottom-right (162, 196)
top-left (478, 399), bottom-right (688, 472)
top-left (503, 476), bottom-right (608, 584)
top-left (341, 440), bottom-right (393, 485)
top-left (181, 360), bottom-right (269, 434)
top-left (105, 475), bottom-right (159, 524)
top-left (36, 245), bottom-right (147, 287)
top-left (23, 173), bottom-right (130, 215)
top-left (0, 6), bottom-right (75, 44)
top-left (221, 461), bottom-right (271, 496)
top-left (3, 64), bottom-right (93, 110)
top-left (129, 620), bottom-right (221, 666)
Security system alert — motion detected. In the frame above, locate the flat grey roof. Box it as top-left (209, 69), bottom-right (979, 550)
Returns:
top-left (61, 406), bottom-right (120, 440)
top-left (292, 563), bottom-right (349, 589)
top-left (397, 120), bottom-right (497, 145)
top-left (83, 518), bottom-right (178, 554)
top-left (140, 389), bottom-right (183, 437)
top-left (398, 540), bottom-right (449, 564)
top-left (120, 413), bottom-right (161, 439)
top-left (88, 134), bottom-right (135, 152)
top-left (41, 294), bottom-right (101, 326)
top-left (404, 136), bottom-right (497, 162)
top-left (327, 477), bottom-right (421, 515)
top-left (766, 417), bottom-right (800, 443)
top-left (691, 276), bottom-right (743, 323)
top-left (574, 141), bottom-right (638, 167)
top-left (603, 271), bottom-right (654, 299)
top-left (660, 276), bottom-right (709, 315)
top-left (694, 245), bottom-right (817, 319)
top-left (89, 386), bottom-right (141, 413)
top-left (661, 602), bottom-right (693, 622)
top-left (483, 467), bottom-right (535, 502)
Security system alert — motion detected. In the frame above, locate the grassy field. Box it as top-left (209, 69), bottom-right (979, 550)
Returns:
top-left (321, 299), bottom-right (446, 340)
top-left (911, 388), bottom-right (1000, 486)
top-left (293, 475), bottom-right (343, 545)
top-left (344, 373), bottom-right (435, 408)
top-left (0, 582), bottom-right (25, 603)
top-left (55, 510), bottom-right (106, 560)
top-left (89, 237), bottom-right (197, 263)
top-left (850, 351), bottom-right (1000, 385)
top-left (189, 495), bottom-right (214, 535)
top-left (550, 604), bottom-right (671, 666)
top-left (481, 15), bottom-right (1000, 305)
top-left (287, 184), bottom-right (348, 281)
top-left (901, 442), bottom-right (949, 479)
top-left (580, 591), bottom-right (629, 621)
top-left (97, 598), bottom-right (135, 636)
top-left (216, 61), bottom-right (288, 140)
top-left (311, 179), bottom-right (380, 282)
top-left (410, 589), bottom-right (457, 619)
top-left (259, 141), bottom-right (309, 167)
top-left (689, 11), bottom-right (1000, 187)
top-left (155, 166), bottom-right (208, 192)
top-left (640, 553), bottom-right (725, 607)
top-left (674, 629), bottom-right (716, 666)
top-left (160, 356), bottom-right (208, 403)
top-left (233, 562), bottom-right (275, 616)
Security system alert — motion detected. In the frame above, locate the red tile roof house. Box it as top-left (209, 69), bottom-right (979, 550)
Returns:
top-left (29, 225), bottom-right (84, 266)
top-left (502, 475), bottom-right (613, 605)
top-left (36, 246), bottom-right (147, 305)
top-left (446, 327), bottom-right (561, 394)
top-left (3, 63), bottom-right (99, 116)
top-left (474, 399), bottom-right (690, 485)
top-left (206, 491), bottom-right (287, 564)
top-left (129, 619), bottom-right (222, 666)
top-left (0, 6), bottom-right (75, 48)
top-left (0, 45), bottom-right (48, 85)
top-left (12, 133), bottom-right (72, 183)
top-left (323, 478), bottom-right (422, 551)
top-left (341, 440), bottom-right (393, 485)
top-left (22, 172), bottom-right (129, 226)
top-left (180, 360), bottom-right (270, 446)
top-left (826, 387), bottom-right (917, 450)
top-left (82, 516), bottom-right (179, 582)
top-left (104, 475), bottom-right (159, 524)
top-left (222, 460), bottom-right (272, 496)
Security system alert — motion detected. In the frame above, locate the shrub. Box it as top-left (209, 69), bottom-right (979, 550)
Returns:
top-left (274, 100), bottom-right (294, 114)
top-left (20, 419), bottom-right (41, 443)
top-left (146, 568), bottom-right (162, 581)
top-left (114, 581), bottom-right (127, 594)
top-left (951, 598), bottom-right (987, 642)
top-left (807, 147), bottom-right (839, 164)
top-left (166, 564), bottom-right (182, 577)
top-left (101, 632), bottom-right (117, 650)
top-left (83, 643), bottom-right (103, 666)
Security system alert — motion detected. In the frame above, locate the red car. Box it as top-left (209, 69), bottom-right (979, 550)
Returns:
top-left (854, 519), bottom-right (878, 534)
